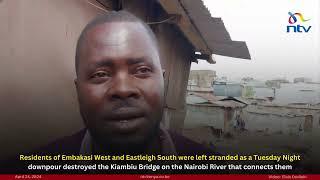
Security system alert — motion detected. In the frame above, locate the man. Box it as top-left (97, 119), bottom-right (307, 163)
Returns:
top-left (69, 10), bottom-right (211, 156)
top-left (2, 11), bottom-right (214, 173)
top-left (75, 10), bottom-right (167, 155)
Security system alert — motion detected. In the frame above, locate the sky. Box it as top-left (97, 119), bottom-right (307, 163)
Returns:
top-left (191, 0), bottom-right (319, 82)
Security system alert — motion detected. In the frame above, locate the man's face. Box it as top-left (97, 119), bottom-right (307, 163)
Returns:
top-left (75, 22), bottom-right (164, 150)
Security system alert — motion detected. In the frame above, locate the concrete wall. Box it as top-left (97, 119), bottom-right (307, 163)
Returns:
top-left (248, 105), bottom-right (320, 131)
top-left (0, 0), bottom-right (105, 159)
top-left (240, 105), bottom-right (319, 135)
top-left (245, 112), bottom-right (304, 135)
top-left (184, 104), bottom-right (225, 129)
top-left (184, 103), bottom-right (320, 136)
top-left (188, 70), bottom-right (216, 88)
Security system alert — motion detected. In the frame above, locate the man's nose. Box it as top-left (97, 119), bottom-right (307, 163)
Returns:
top-left (107, 72), bottom-right (140, 100)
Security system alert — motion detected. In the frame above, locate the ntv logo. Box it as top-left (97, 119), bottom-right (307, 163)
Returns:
top-left (286, 12), bottom-right (311, 33)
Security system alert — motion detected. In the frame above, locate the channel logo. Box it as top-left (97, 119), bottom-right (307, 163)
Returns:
top-left (286, 12), bottom-right (311, 33)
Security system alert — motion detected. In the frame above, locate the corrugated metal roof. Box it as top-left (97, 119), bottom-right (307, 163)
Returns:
top-left (186, 95), bottom-right (210, 104)
top-left (100, 0), bottom-right (250, 61)
top-left (211, 101), bottom-right (246, 108)
top-left (187, 93), bottom-right (247, 108)
top-left (179, 0), bottom-right (251, 60)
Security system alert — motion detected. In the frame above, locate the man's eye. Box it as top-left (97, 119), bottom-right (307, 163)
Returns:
top-left (135, 67), bottom-right (151, 75)
top-left (91, 71), bottom-right (111, 79)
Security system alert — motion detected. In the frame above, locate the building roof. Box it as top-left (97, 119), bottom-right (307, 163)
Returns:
top-left (158, 0), bottom-right (251, 63)
top-left (187, 93), bottom-right (247, 108)
top-left (97, 0), bottom-right (251, 63)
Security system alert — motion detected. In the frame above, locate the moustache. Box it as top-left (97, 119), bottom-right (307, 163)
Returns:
top-left (108, 99), bottom-right (144, 110)
top-left (102, 99), bottom-right (146, 120)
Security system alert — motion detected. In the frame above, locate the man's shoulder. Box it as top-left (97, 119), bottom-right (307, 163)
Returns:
top-left (36, 129), bottom-right (86, 155)
top-left (169, 131), bottom-right (216, 155)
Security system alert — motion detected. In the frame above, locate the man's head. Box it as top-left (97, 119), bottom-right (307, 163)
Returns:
top-left (74, 11), bottom-right (164, 153)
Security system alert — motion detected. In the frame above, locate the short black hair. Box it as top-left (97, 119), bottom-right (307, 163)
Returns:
top-left (75, 10), bottom-right (159, 75)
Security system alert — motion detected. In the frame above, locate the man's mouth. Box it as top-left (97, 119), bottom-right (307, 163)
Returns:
top-left (103, 107), bottom-right (146, 133)
top-left (119, 120), bottom-right (129, 123)
top-left (108, 107), bottom-right (144, 120)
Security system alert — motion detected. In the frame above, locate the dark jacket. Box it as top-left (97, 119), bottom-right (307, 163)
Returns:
top-left (37, 129), bottom-right (214, 155)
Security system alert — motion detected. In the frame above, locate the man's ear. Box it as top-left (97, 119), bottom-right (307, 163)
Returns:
top-left (162, 69), bottom-right (166, 77)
